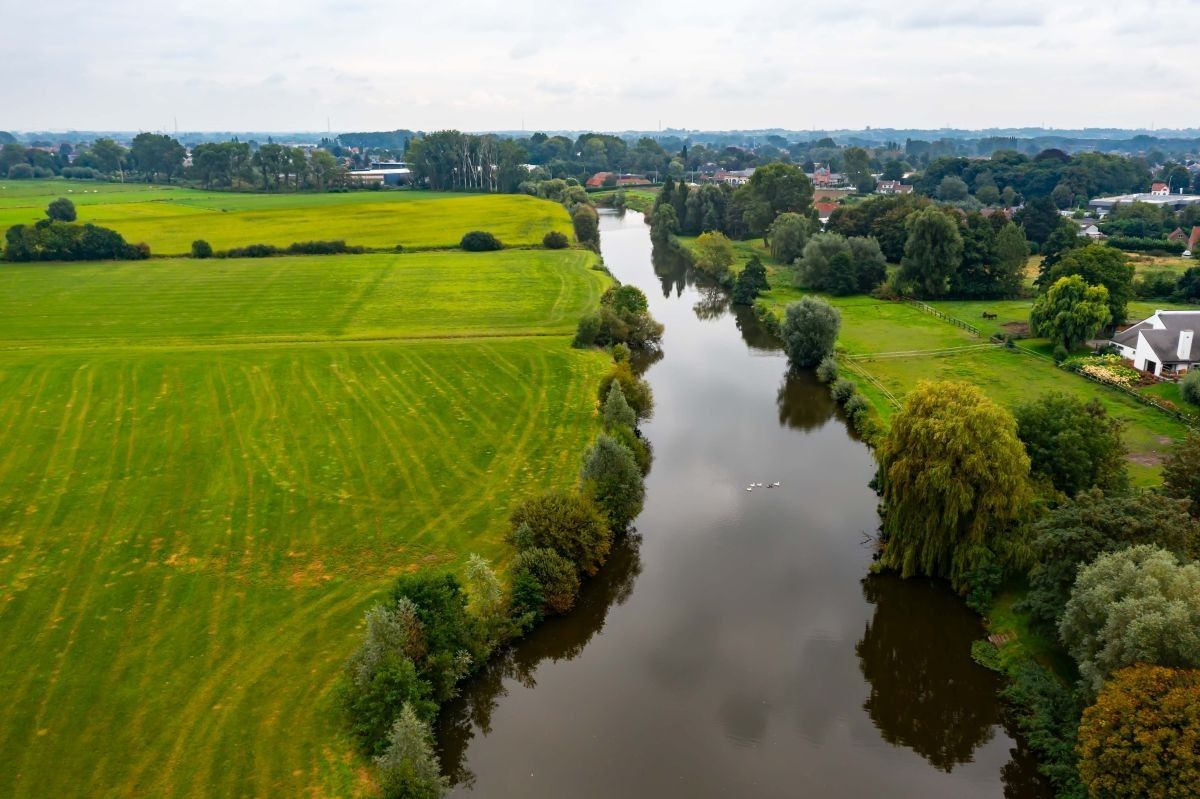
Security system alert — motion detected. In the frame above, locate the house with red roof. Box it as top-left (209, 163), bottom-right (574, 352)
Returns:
top-left (814, 201), bottom-right (840, 226)
top-left (586, 172), bottom-right (615, 188)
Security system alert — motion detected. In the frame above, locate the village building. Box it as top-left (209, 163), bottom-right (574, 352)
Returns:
top-left (1167, 226), bottom-right (1200, 255)
top-left (1111, 310), bottom-right (1200, 377)
top-left (814, 201), bottom-right (840, 227)
top-left (876, 180), bottom-right (913, 195)
top-left (1089, 191), bottom-right (1200, 215)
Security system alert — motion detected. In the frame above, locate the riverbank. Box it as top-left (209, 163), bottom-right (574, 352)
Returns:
top-left (438, 209), bottom-right (1052, 798)
top-left (670, 233), bottom-right (1188, 486)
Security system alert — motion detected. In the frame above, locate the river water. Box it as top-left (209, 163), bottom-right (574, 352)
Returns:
top-left (437, 210), bottom-right (1050, 798)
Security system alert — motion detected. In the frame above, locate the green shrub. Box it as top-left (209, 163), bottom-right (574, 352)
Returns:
top-left (831, 378), bottom-right (857, 404)
top-left (509, 490), bottom-right (612, 577)
top-left (7, 164), bottom-right (33, 179)
top-left (46, 197), bottom-right (77, 222)
top-left (511, 547), bottom-right (580, 618)
top-left (969, 640), bottom-right (1003, 672)
top-left (191, 239), bottom-right (213, 259)
top-left (601, 382), bottom-right (637, 431)
top-left (286, 239), bottom-right (365, 255)
top-left (1053, 344), bottom-right (1069, 363)
top-left (3, 221), bottom-right (147, 262)
top-left (1000, 660), bottom-right (1086, 797)
top-left (598, 362), bottom-right (653, 420)
top-left (843, 393), bottom-right (868, 421)
top-left (580, 434), bottom-right (644, 531)
top-left (1181, 370), bottom-right (1200, 406)
top-left (222, 243), bottom-right (280, 258)
top-left (1134, 270), bottom-right (1178, 298)
top-left (542, 230), bottom-right (569, 249)
top-left (460, 231), bottom-right (502, 251)
top-left (815, 356), bottom-right (839, 383)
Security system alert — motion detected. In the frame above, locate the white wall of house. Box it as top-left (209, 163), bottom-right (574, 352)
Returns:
top-left (1133, 333), bottom-right (1164, 375)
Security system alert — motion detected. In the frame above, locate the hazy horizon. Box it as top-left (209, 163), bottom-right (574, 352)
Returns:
top-left (4, 0), bottom-right (1197, 132)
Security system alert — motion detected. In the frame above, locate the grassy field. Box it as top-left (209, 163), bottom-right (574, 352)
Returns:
top-left (0, 247), bottom-right (611, 798)
top-left (753, 258), bottom-right (1189, 483)
top-left (0, 250), bottom-right (608, 347)
top-left (0, 180), bottom-right (571, 254)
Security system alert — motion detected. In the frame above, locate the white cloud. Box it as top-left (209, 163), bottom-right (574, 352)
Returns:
top-left (3, 0), bottom-right (1199, 131)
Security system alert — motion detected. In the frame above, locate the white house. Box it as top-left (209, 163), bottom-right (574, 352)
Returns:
top-left (1110, 310), bottom-right (1200, 376)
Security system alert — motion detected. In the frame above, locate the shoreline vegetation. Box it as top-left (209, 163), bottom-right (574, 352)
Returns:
top-left (646, 183), bottom-right (1200, 797)
top-left (336, 190), bottom-right (664, 798)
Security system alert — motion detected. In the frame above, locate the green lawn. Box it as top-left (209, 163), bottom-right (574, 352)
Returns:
top-left (857, 347), bottom-right (1185, 484)
top-left (0, 248), bottom-right (611, 798)
top-left (0, 250), bottom-right (608, 347)
top-left (0, 180), bottom-right (571, 254)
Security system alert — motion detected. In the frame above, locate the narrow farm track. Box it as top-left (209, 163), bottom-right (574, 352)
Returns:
top-left (0, 238), bottom-right (612, 798)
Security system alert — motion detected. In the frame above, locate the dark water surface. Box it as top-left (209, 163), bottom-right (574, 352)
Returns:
top-left (437, 211), bottom-right (1050, 798)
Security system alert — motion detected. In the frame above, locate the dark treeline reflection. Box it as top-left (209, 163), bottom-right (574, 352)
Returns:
top-left (856, 574), bottom-right (1001, 771)
top-left (435, 534), bottom-right (644, 788)
top-left (652, 241), bottom-right (691, 298)
top-left (856, 575), bottom-right (1048, 795)
top-left (776, 370), bottom-right (838, 433)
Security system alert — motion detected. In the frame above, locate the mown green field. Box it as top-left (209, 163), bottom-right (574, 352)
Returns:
top-left (0, 247), bottom-right (611, 798)
top-left (0, 180), bottom-right (571, 254)
top-left (0, 250), bottom-right (608, 347)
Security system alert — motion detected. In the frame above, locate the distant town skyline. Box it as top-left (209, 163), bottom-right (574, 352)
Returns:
top-left (5, 0), bottom-right (1197, 132)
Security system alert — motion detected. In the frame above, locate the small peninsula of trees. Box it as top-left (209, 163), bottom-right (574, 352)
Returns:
top-left (573, 285), bottom-right (664, 351)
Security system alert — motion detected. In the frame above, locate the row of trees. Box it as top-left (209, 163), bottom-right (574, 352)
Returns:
top-left (344, 341), bottom-right (657, 797)
top-left (871, 377), bottom-right (1200, 797)
top-left (650, 163), bottom-right (815, 241)
top-left (912, 149), bottom-right (1151, 209)
top-left (2, 199), bottom-right (148, 262)
top-left (406, 131), bottom-right (528, 192)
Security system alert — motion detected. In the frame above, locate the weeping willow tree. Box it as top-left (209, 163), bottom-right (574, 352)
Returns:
top-left (877, 381), bottom-right (1031, 591)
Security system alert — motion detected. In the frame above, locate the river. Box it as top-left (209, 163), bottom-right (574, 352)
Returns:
top-left (436, 209), bottom-right (1051, 798)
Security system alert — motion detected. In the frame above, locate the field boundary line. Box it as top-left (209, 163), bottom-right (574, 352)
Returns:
top-left (842, 359), bottom-right (901, 408)
top-left (902, 299), bottom-right (984, 337)
top-left (0, 331), bottom-right (583, 356)
top-left (846, 343), bottom-right (999, 361)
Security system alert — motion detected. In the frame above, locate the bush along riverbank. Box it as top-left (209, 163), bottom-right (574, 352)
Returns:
top-left (869, 378), bottom-right (1200, 798)
top-left (339, 287), bottom-right (660, 799)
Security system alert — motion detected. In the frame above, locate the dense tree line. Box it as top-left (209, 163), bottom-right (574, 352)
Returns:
top-left (872, 376), bottom-right (1200, 796)
top-left (911, 149), bottom-right (1149, 209)
top-left (343, 300), bottom-right (658, 797)
top-left (406, 131), bottom-right (528, 192)
top-left (649, 162), bottom-right (814, 242)
top-left (2, 199), bottom-right (147, 262)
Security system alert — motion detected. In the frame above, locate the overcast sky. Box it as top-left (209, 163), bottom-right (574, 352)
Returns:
top-left (5, 0), bottom-right (1197, 133)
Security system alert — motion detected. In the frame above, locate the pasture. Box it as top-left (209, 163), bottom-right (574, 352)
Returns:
top-left (0, 180), bottom-right (571, 254)
top-left (0, 248), bottom-right (611, 797)
top-left (755, 274), bottom-right (1189, 483)
top-left (0, 250), bottom-right (608, 346)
